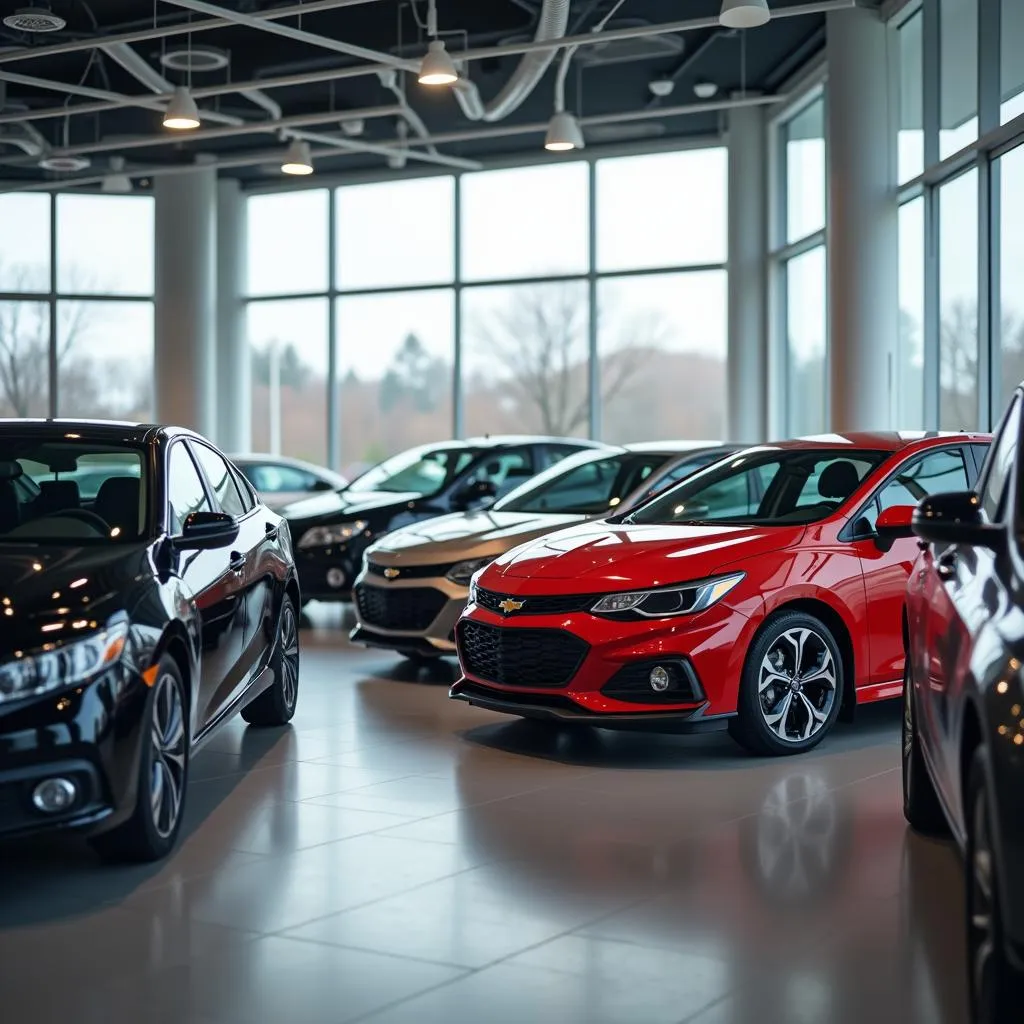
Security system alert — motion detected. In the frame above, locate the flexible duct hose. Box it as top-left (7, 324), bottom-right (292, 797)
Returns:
top-left (452, 0), bottom-right (570, 122)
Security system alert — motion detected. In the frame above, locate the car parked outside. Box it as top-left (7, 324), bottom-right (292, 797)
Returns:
top-left (904, 393), bottom-right (1024, 1024)
top-left (283, 435), bottom-right (603, 603)
top-left (352, 441), bottom-right (736, 661)
top-left (0, 421), bottom-right (300, 862)
top-left (451, 432), bottom-right (990, 756)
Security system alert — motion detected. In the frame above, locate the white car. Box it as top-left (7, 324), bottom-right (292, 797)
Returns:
top-left (230, 454), bottom-right (348, 511)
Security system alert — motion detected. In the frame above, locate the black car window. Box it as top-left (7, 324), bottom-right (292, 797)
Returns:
top-left (980, 398), bottom-right (1020, 522)
top-left (637, 452), bottom-right (726, 501)
top-left (231, 466), bottom-right (258, 512)
top-left (626, 449), bottom-right (888, 527)
top-left (347, 447), bottom-right (474, 496)
top-left (0, 439), bottom-right (147, 543)
top-left (470, 449), bottom-right (535, 499)
top-left (168, 443), bottom-right (211, 534)
top-left (859, 448), bottom-right (971, 532)
top-left (192, 444), bottom-right (247, 518)
top-left (499, 454), bottom-right (626, 515)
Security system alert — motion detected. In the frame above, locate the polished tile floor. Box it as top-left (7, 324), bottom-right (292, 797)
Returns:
top-left (1, 608), bottom-right (968, 1024)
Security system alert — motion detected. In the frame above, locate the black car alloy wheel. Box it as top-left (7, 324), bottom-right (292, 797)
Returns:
top-left (150, 669), bottom-right (187, 839)
top-left (243, 595), bottom-right (301, 727)
top-left (279, 601), bottom-right (300, 713)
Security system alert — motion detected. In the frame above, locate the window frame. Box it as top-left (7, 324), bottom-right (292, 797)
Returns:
top-left (189, 440), bottom-right (253, 520)
top-left (164, 438), bottom-right (213, 537)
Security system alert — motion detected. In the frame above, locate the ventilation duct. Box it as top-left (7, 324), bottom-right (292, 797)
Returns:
top-left (452, 0), bottom-right (570, 122)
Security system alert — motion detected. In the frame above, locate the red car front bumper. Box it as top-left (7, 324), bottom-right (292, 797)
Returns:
top-left (451, 597), bottom-right (762, 729)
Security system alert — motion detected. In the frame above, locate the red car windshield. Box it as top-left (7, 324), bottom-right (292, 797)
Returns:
top-left (625, 448), bottom-right (888, 527)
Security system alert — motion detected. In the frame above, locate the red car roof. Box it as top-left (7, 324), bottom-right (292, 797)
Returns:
top-left (763, 431), bottom-right (991, 453)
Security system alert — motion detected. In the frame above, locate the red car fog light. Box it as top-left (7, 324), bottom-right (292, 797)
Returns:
top-left (649, 666), bottom-right (671, 692)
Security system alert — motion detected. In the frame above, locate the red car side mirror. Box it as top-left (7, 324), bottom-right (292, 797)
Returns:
top-left (875, 504), bottom-right (916, 549)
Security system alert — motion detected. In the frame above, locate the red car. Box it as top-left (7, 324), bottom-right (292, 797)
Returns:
top-left (451, 432), bottom-right (991, 755)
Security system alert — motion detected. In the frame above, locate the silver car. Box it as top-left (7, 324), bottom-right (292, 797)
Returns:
top-left (350, 442), bottom-right (736, 661)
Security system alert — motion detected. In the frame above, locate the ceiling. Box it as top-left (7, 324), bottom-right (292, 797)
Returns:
top-left (0, 0), bottom-right (847, 190)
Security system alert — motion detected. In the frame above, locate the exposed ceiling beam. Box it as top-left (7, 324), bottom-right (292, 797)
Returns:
top-left (158, 0), bottom-right (417, 73)
top-left (0, 0), bottom-right (386, 66)
top-left (0, 92), bottom-right (779, 193)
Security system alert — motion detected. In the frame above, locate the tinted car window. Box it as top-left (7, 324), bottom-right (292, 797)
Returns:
top-left (981, 398), bottom-right (1020, 522)
top-left (192, 444), bottom-right (247, 518)
top-left (0, 441), bottom-right (147, 542)
top-left (628, 449), bottom-right (887, 527)
top-left (168, 444), bottom-right (211, 534)
top-left (347, 447), bottom-right (475, 496)
top-left (470, 449), bottom-right (535, 499)
top-left (860, 448), bottom-right (971, 531)
top-left (501, 455), bottom-right (623, 515)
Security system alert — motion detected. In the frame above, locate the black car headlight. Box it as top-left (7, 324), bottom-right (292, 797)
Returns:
top-left (0, 617), bottom-right (130, 705)
top-left (590, 572), bottom-right (745, 619)
top-left (446, 558), bottom-right (494, 587)
top-left (298, 519), bottom-right (369, 549)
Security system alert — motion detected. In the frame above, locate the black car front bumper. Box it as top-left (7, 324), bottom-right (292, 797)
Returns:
top-left (0, 666), bottom-right (147, 840)
top-left (295, 541), bottom-right (368, 602)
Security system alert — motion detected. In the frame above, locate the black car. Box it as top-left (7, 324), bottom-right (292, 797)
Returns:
top-left (904, 394), bottom-right (1024, 1023)
top-left (283, 436), bottom-right (604, 602)
top-left (0, 421), bottom-right (300, 862)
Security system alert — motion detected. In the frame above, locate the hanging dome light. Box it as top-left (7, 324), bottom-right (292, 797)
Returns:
top-left (162, 86), bottom-right (201, 130)
top-left (418, 39), bottom-right (458, 86)
top-left (101, 156), bottom-right (133, 194)
top-left (544, 110), bottom-right (585, 152)
top-left (719, 0), bottom-right (771, 29)
top-left (281, 138), bottom-right (314, 175)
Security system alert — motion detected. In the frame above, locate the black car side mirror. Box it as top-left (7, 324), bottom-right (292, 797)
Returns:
top-left (176, 510), bottom-right (239, 550)
top-left (912, 491), bottom-right (1004, 550)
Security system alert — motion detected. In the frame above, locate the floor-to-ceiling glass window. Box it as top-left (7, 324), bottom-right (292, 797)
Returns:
top-left (773, 93), bottom-right (827, 436)
top-left (0, 192), bottom-right (155, 420)
top-left (1001, 0), bottom-right (1024, 123)
top-left (998, 144), bottom-right (1024, 407)
top-left (897, 10), bottom-right (924, 184)
top-left (939, 0), bottom-right (979, 159)
top-left (897, 197), bottom-right (926, 426)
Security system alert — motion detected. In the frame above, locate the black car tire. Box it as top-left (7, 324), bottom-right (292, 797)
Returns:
top-left (242, 596), bottom-right (300, 727)
top-left (91, 656), bottom-right (189, 863)
top-left (965, 747), bottom-right (1022, 1024)
top-left (729, 611), bottom-right (844, 757)
top-left (902, 660), bottom-right (949, 835)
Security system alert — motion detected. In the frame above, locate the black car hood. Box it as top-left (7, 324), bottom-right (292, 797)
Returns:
top-left (0, 543), bottom-right (152, 658)
top-left (281, 489), bottom-right (422, 526)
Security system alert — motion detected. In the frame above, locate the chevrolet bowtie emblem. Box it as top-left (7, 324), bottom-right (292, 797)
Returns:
top-left (498, 598), bottom-right (524, 614)
top-left (383, 567), bottom-right (400, 579)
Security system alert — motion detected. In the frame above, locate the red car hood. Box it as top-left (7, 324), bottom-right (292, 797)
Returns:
top-left (488, 521), bottom-right (805, 591)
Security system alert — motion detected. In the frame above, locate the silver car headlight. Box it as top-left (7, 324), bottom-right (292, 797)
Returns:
top-left (590, 572), bottom-right (745, 618)
top-left (446, 557), bottom-right (494, 587)
top-left (0, 617), bottom-right (130, 705)
top-left (298, 519), bottom-right (369, 549)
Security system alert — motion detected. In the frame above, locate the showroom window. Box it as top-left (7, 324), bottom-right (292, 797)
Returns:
top-left (771, 89), bottom-right (828, 436)
top-left (888, 0), bottom-right (1024, 430)
top-left (246, 145), bottom-right (728, 469)
top-left (0, 192), bottom-right (155, 420)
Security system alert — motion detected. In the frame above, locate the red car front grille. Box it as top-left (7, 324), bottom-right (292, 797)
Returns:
top-left (457, 620), bottom-right (589, 688)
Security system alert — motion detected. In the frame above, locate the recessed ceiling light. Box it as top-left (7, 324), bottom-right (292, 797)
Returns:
top-left (39, 154), bottom-right (91, 172)
top-left (3, 7), bottom-right (66, 33)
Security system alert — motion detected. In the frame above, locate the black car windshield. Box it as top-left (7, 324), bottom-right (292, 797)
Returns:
top-left (497, 452), bottom-right (667, 516)
top-left (624, 447), bottom-right (889, 527)
top-left (346, 446), bottom-right (476, 496)
top-left (0, 438), bottom-right (147, 543)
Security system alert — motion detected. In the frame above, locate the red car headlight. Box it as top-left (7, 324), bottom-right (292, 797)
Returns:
top-left (590, 571), bottom-right (745, 619)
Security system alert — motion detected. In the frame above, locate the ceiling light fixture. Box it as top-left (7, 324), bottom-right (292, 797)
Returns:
top-left (693, 80), bottom-right (719, 100)
top-left (101, 156), bottom-right (133, 194)
top-left (418, 39), bottom-right (458, 86)
top-left (163, 86), bottom-right (201, 130)
top-left (280, 138), bottom-right (314, 175)
top-left (719, 0), bottom-right (771, 29)
top-left (2, 6), bottom-right (66, 33)
top-left (545, 110), bottom-right (585, 152)
top-left (418, 0), bottom-right (458, 86)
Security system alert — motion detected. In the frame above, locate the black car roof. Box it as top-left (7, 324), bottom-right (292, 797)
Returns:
top-left (0, 419), bottom-right (206, 445)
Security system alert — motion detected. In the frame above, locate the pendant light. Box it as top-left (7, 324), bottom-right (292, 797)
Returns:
top-left (101, 156), bottom-right (133, 194)
top-left (719, 0), bottom-right (771, 29)
top-left (163, 85), bottom-right (200, 129)
top-left (418, 0), bottom-right (458, 86)
top-left (281, 138), bottom-right (314, 175)
top-left (545, 110), bottom-right (585, 152)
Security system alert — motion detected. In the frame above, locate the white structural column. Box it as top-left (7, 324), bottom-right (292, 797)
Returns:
top-left (726, 99), bottom-right (768, 444)
top-left (216, 177), bottom-right (250, 452)
top-left (154, 164), bottom-right (217, 435)
top-left (826, 5), bottom-right (898, 431)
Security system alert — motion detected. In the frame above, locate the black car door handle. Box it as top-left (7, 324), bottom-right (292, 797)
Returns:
top-left (229, 551), bottom-right (246, 573)
top-left (265, 522), bottom-right (279, 540)
top-left (937, 550), bottom-right (957, 580)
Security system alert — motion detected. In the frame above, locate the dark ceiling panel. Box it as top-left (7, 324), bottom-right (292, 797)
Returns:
top-left (0, 0), bottom-right (832, 188)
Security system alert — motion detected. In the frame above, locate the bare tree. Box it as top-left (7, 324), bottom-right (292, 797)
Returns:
top-left (471, 283), bottom-right (650, 435)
